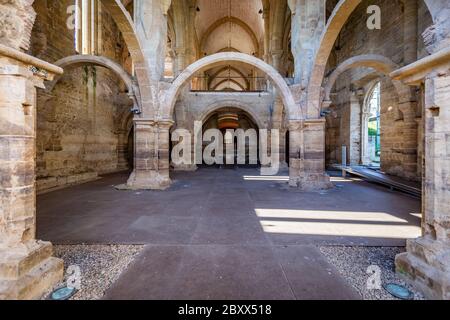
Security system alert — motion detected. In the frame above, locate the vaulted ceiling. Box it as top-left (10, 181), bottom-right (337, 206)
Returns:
top-left (195, 0), bottom-right (264, 56)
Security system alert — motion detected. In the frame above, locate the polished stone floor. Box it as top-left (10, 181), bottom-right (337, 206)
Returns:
top-left (37, 167), bottom-right (421, 299)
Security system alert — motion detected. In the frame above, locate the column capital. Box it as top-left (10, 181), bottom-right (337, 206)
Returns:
top-left (157, 119), bottom-right (175, 129)
top-left (288, 119), bottom-right (304, 131)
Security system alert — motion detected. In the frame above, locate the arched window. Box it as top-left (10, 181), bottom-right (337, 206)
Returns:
top-left (363, 82), bottom-right (381, 166)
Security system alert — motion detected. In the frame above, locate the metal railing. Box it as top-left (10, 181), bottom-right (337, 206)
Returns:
top-left (190, 76), bottom-right (269, 92)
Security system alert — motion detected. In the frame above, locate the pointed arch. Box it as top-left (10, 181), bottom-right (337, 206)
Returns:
top-left (199, 17), bottom-right (261, 57)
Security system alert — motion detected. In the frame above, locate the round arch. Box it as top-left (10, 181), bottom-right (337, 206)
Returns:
top-left (199, 17), bottom-right (261, 57)
top-left (100, 0), bottom-right (154, 117)
top-left (306, 0), bottom-right (362, 118)
top-left (48, 55), bottom-right (135, 94)
top-left (307, 0), bottom-right (438, 118)
top-left (198, 100), bottom-right (267, 130)
top-left (217, 47), bottom-right (242, 54)
top-left (162, 52), bottom-right (300, 120)
top-left (323, 54), bottom-right (410, 103)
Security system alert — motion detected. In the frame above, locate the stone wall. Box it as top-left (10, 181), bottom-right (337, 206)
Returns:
top-left (30, 0), bottom-right (132, 192)
top-left (325, 0), bottom-right (432, 181)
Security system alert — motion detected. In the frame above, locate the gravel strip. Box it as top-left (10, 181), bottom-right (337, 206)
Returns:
top-left (319, 246), bottom-right (425, 300)
top-left (43, 245), bottom-right (144, 300)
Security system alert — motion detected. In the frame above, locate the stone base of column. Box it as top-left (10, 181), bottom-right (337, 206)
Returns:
top-left (171, 164), bottom-right (198, 172)
top-left (289, 172), bottom-right (333, 191)
top-left (278, 161), bottom-right (289, 171)
top-left (395, 237), bottom-right (450, 300)
top-left (121, 170), bottom-right (172, 190)
top-left (0, 241), bottom-right (64, 300)
top-left (288, 159), bottom-right (333, 191)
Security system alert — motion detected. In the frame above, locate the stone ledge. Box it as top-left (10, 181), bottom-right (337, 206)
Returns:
top-left (0, 241), bottom-right (53, 280)
top-left (37, 172), bottom-right (99, 194)
top-left (390, 45), bottom-right (450, 84)
top-left (0, 257), bottom-right (63, 300)
top-left (396, 250), bottom-right (450, 300)
top-left (0, 44), bottom-right (63, 79)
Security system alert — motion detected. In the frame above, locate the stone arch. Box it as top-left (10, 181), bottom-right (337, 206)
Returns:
top-left (306, 0), bottom-right (440, 118)
top-left (199, 17), bottom-right (261, 56)
top-left (48, 55), bottom-right (135, 94)
top-left (198, 100), bottom-right (267, 130)
top-left (423, 0), bottom-right (448, 22)
top-left (47, 54), bottom-right (141, 112)
top-left (217, 47), bottom-right (242, 54)
top-left (100, 0), bottom-right (155, 117)
top-left (162, 52), bottom-right (300, 120)
top-left (324, 54), bottom-right (400, 101)
top-left (306, 0), bottom-right (363, 118)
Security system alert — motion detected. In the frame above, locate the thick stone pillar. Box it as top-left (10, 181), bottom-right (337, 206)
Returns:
top-left (134, 0), bottom-right (168, 81)
top-left (289, 0), bottom-right (326, 86)
top-left (392, 47), bottom-right (450, 300)
top-left (126, 119), bottom-right (173, 190)
top-left (0, 47), bottom-right (63, 300)
top-left (288, 119), bottom-right (332, 190)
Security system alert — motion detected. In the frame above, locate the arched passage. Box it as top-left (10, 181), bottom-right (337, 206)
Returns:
top-left (198, 100), bottom-right (267, 130)
top-left (162, 52), bottom-right (301, 120)
top-left (199, 106), bottom-right (261, 167)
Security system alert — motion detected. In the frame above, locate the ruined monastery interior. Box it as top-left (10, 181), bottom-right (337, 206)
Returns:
top-left (1, 0), bottom-right (450, 300)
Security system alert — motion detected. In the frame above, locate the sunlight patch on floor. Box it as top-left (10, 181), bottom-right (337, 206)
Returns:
top-left (255, 209), bottom-right (409, 223)
top-left (243, 175), bottom-right (289, 181)
top-left (259, 220), bottom-right (421, 238)
top-left (256, 208), bottom-right (421, 239)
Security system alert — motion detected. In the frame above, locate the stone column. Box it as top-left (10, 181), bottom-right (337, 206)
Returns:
top-left (398, 99), bottom-right (419, 180)
top-left (174, 47), bottom-right (186, 77)
top-left (262, 6), bottom-right (270, 63)
top-left (279, 129), bottom-right (288, 170)
top-left (289, 0), bottom-right (326, 86)
top-left (288, 119), bottom-right (332, 190)
top-left (134, 0), bottom-right (168, 81)
top-left (348, 92), bottom-right (362, 165)
top-left (0, 49), bottom-right (63, 300)
top-left (117, 130), bottom-right (130, 171)
top-left (271, 50), bottom-right (283, 73)
top-left (126, 119), bottom-right (173, 190)
top-left (403, 0), bottom-right (418, 65)
top-left (392, 47), bottom-right (450, 300)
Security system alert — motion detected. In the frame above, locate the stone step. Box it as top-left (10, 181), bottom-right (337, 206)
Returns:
top-left (0, 256), bottom-right (63, 300)
top-left (0, 241), bottom-right (54, 280)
